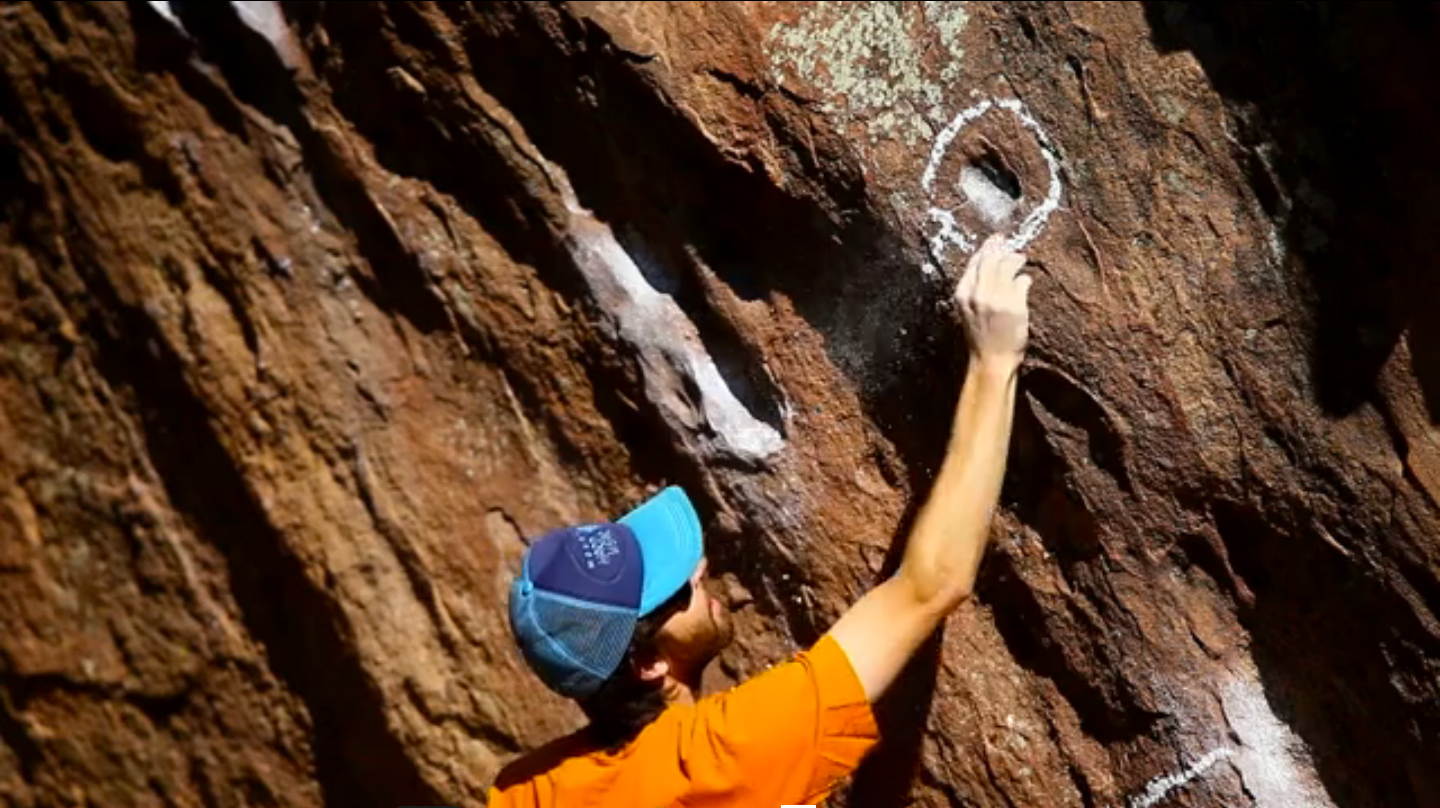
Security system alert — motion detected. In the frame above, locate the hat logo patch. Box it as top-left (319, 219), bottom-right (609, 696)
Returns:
top-left (570, 525), bottom-right (624, 582)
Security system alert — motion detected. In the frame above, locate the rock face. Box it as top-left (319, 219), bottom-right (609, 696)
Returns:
top-left (2, 2), bottom-right (1439, 806)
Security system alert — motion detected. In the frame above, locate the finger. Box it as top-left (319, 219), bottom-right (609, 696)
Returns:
top-left (961, 238), bottom-right (987, 282)
top-left (1016, 272), bottom-right (1034, 300)
top-left (957, 238), bottom-right (988, 304)
top-left (999, 253), bottom-right (1027, 284)
top-left (957, 249), bottom-right (980, 307)
top-left (976, 238), bottom-right (1012, 299)
top-left (974, 244), bottom-right (996, 303)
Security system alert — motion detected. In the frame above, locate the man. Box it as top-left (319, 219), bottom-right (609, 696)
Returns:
top-left (488, 234), bottom-right (1033, 806)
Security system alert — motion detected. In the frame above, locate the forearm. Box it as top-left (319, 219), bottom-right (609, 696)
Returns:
top-left (826, 234), bottom-right (1030, 702)
top-left (897, 356), bottom-right (1019, 608)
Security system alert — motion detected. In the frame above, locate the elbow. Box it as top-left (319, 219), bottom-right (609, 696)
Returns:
top-left (931, 583), bottom-right (974, 617)
top-left (905, 574), bottom-right (974, 618)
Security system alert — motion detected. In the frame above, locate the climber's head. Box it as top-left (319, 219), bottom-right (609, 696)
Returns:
top-left (636, 553), bottom-right (734, 686)
top-left (508, 486), bottom-right (732, 745)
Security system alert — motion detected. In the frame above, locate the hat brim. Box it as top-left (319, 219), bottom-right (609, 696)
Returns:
top-left (620, 486), bottom-right (703, 616)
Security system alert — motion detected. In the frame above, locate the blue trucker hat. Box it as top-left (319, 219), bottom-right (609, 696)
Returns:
top-left (508, 486), bottom-right (703, 699)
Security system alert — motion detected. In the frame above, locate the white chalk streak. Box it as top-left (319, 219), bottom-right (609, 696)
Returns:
top-left (583, 228), bottom-right (663, 310)
top-left (687, 353), bottom-right (785, 460)
top-left (1120, 747), bottom-right (1234, 808)
top-left (232, 1), bottom-right (287, 46)
top-left (147, 1), bottom-right (181, 26)
top-left (1222, 674), bottom-right (1337, 808)
top-left (231, 1), bottom-right (303, 70)
top-left (922, 98), bottom-right (995, 192)
top-left (560, 186), bottom-right (783, 464)
top-left (926, 207), bottom-right (974, 273)
top-left (994, 99), bottom-right (1064, 252)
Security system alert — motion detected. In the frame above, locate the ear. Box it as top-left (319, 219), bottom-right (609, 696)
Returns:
top-left (634, 653), bottom-right (669, 683)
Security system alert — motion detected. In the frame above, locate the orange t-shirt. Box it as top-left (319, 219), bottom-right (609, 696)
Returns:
top-left (487, 634), bottom-right (879, 807)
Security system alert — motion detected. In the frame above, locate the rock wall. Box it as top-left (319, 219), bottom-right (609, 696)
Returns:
top-left (2, 2), bottom-right (1438, 806)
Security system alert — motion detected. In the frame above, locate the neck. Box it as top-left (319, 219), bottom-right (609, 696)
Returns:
top-left (660, 670), bottom-right (702, 706)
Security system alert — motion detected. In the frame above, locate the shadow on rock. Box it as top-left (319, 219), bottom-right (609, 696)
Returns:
top-left (1144, 1), bottom-right (1440, 419)
top-left (1144, 3), bottom-right (1440, 806)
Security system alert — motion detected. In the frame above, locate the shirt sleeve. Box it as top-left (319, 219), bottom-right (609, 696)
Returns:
top-left (681, 634), bottom-right (880, 806)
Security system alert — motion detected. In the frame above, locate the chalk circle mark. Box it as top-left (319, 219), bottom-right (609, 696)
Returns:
top-left (921, 98), bottom-right (1064, 272)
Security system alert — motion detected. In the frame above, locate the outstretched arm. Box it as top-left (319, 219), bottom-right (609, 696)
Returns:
top-left (828, 234), bottom-right (1032, 702)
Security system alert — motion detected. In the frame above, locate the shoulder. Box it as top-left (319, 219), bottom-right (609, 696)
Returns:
top-left (703, 634), bottom-right (869, 715)
top-left (674, 636), bottom-right (879, 804)
top-left (686, 634), bottom-right (876, 754)
top-left (492, 729), bottom-right (595, 793)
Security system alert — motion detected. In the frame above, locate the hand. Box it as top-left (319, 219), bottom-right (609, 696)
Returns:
top-left (956, 234), bottom-right (1032, 368)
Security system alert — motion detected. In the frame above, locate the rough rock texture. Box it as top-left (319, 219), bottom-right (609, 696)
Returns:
top-left (2, 2), bottom-right (1439, 806)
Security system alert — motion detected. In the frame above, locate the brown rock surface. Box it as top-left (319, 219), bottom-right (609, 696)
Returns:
top-left (2, 2), bottom-right (1439, 806)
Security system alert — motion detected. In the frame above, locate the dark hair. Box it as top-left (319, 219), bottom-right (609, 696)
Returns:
top-left (579, 582), bottom-right (692, 750)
